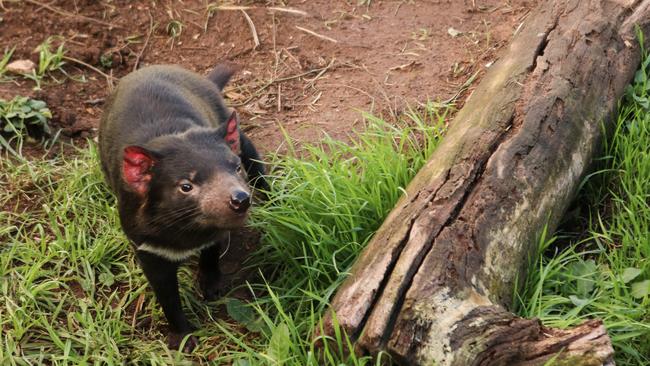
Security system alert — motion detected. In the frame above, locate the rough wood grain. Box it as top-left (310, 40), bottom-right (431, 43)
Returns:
top-left (320, 0), bottom-right (650, 364)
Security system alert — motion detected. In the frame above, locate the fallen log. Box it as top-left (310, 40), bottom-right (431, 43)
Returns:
top-left (320, 0), bottom-right (650, 364)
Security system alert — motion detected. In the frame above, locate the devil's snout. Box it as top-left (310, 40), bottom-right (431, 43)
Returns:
top-left (229, 190), bottom-right (250, 213)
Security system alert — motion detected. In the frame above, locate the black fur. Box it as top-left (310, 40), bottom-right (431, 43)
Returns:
top-left (99, 64), bottom-right (266, 351)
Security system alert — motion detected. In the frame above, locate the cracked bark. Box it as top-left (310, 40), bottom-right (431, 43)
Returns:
top-left (318, 1), bottom-right (650, 365)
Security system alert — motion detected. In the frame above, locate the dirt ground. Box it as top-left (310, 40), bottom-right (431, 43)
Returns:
top-left (1, 0), bottom-right (534, 154)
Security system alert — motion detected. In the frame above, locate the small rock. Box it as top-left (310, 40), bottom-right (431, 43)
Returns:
top-left (447, 27), bottom-right (463, 38)
top-left (6, 59), bottom-right (36, 75)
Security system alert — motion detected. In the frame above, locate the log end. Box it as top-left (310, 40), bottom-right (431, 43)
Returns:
top-left (447, 307), bottom-right (614, 366)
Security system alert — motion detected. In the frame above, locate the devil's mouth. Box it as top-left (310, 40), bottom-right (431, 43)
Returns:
top-left (229, 203), bottom-right (250, 214)
top-left (195, 211), bottom-right (248, 229)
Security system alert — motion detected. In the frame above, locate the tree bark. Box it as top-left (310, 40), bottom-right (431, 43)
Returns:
top-left (320, 1), bottom-right (650, 365)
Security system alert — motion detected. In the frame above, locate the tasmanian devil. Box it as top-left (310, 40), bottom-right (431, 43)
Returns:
top-left (99, 64), bottom-right (266, 351)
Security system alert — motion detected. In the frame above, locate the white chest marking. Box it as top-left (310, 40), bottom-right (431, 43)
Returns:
top-left (137, 241), bottom-right (217, 262)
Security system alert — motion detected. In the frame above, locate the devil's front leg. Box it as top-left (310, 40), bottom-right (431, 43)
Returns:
top-left (198, 239), bottom-right (224, 301)
top-left (136, 250), bottom-right (198, 352)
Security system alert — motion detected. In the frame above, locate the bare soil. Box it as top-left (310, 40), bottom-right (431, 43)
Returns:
top-left (1, 0), bottom-right (533, 152)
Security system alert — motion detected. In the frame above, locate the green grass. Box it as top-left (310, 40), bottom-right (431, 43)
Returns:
top-left (0, 37), bottom-right (68, 90)
top-left (24, 36), bottom-right (67, 90)
top-left (0, 103), bottom-right (447, 365)
top-left (516, 44), bottom-right (650, 364)
top-left (34, 37), bottom-right (66, 78)
top-left (0, 46), bottom-right (16, 80)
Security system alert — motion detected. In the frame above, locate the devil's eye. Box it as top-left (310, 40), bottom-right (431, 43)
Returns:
top-left (179, 183), bottom-right (193, 193)
top-left (236, 164), bottom-right (242, 173)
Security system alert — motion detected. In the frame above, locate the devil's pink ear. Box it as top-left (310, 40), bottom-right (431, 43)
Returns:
top-left (224, 111), bottom-right (241, 154)
top-left (122, 146), bottom-right (157, 196)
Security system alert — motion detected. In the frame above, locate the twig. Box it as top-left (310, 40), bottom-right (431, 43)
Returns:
top-left (389, 60), bottom-right (420, 71)
top-left (63, 55), bottom-right (115, 90)
top-left (277, 84), bottom-right (281, 112)
top-left (282, 48), bottom-right (303, 70)
top-left (233, 64), bottom-right (337, 106)
top-left (133, 13), bottom-right (155, 72)
top-left (295, 26), bottom-right (338, 43)
top-left (219, 232), bottom-right (231, 259)
top-left (304, 58), bottom-right (335, 88)
top-left (206, 3), bottom-right (309, 32)
top-left (240, 10), bottom-right (260, 50)
top-left (206, 4), bottom-right (307, 16)
top-left (267, 7), bottom-right (308, 16)
top-left (394, 0), bottom-right (405, 16)
top-left (272, 12), bottom-right (278, 71)
top-left (24, 0), bottom-right (121, 29)
top-left (131, 293), bottom-right (145, 328)
top-left (331, 83), bottom-right (376, 104)
top-left (441, 70), bottom-right (480, 105)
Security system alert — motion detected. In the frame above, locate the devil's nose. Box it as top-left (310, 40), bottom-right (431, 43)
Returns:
top-left (229, 190), bottom-right (251, 212)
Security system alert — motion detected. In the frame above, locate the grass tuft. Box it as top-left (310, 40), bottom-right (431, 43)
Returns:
top-left (0, 46), bottom-right (16, 80)
top-left (20, 36), bottom-right (68, 90)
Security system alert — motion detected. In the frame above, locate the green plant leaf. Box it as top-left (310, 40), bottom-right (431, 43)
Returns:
top-left (635, 69), bottom-right (646, 84)
top-left (232, 359), bottom-right (250, 366)
top-left (568, 295), bottom-right (590, 307)
top-left (622, 267), bottom-right (643, 284)
top-left (226, 298), bottom-right (255, 324)
top-left (225, 297), bottom-right (267, 333)
top-left (245, 316), bottom-right (266, 333)
top-left (98, 272), bottom-right (115, 287)
top-left (568, 259), bottom-right (598, 296)
top-left (631, 280), bottom-right (650, 299)
top-left (28, 99), bottom-right (46, 110)
top-left (266, 322), bottom-right (290, 364)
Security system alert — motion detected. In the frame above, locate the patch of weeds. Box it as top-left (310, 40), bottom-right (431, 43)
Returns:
top-left (0, 96), bottom-right (53, 158)
top-left (516, 34), bottom-right (650, 365)
top-left (412, 28), bottom-right (431, 41)
top-left (166, 20), bottom-right (183, 49)
top-left (23, 36), bottom-right (67, 90)
top-left (35, 37), bottom-right (66, 76)
top-left (0, 46), bottom-right (15, 80)
top-left (99, 52), bottom-right (114, 69)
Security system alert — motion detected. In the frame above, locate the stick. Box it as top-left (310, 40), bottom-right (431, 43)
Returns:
top-left (62, 56), bottom-right (115, 90)
top-left (206, 4), bottom-right (307, 15)
top-left (240, 10), bottom-right (260, 50)
top-left (233, 63), bottom-right (336, 107)
top-left (267, 7), bottom-right (308, 16)
top-left (295, 26), bottom-right (338, 43)
top-left (133, 13), bottom-right (155, 72)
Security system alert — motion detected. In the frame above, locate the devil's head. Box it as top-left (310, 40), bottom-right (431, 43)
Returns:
top-left (121, 111), bottom-right (251, 232)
